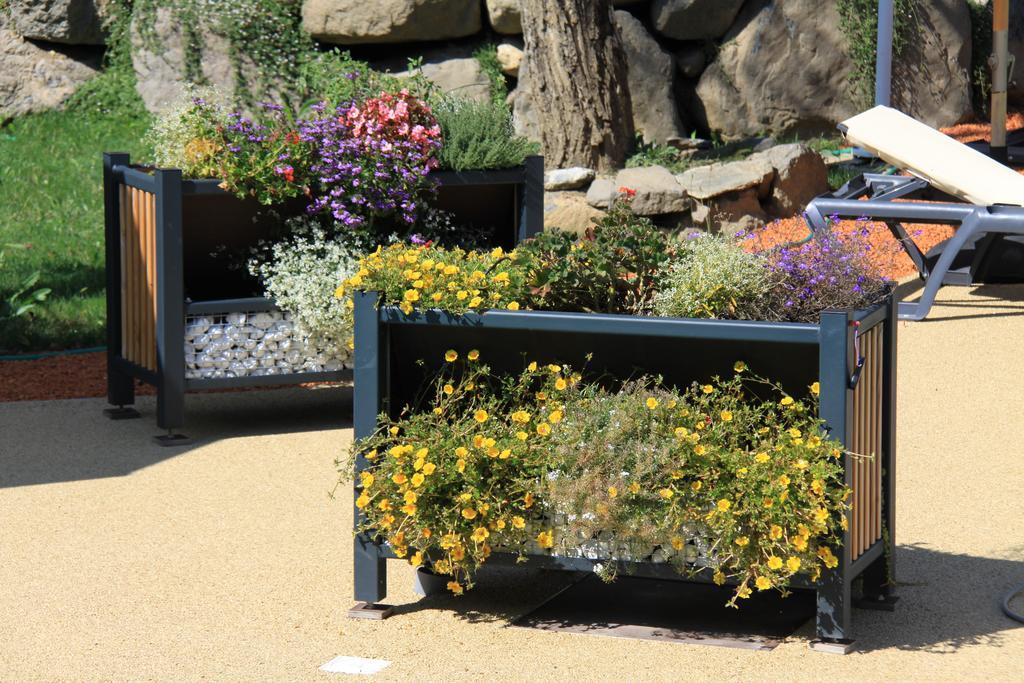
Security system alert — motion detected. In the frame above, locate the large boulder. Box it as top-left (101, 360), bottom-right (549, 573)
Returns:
top-left (675, 158), bottom-right (774, 201)
top-left (398, 53), bottom-right (491, 103)
top-left (614, 10), bottom-right (686, 144)
top-left (7, 0), bottom-right (106, 45)
top-left (544, 167), bottom-right (595, 191)
top-left (0, 26), bottom-right (100, 120)
top-left (544, 190), bottom-right (606, 234)
top-left (746, 143), bottom-right (829, 216)
top-left (695, 0), bottom-right (972, 139)
top-left (131, 7), bottom-right (237, 113)
top-left (302, 0), bottom-right (481, 44)
top-left (650, 0), bottom-right (745, 41)
top-left (587, 165), bottom-right (689, 216)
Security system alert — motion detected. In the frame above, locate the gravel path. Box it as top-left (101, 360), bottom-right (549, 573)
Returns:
top-left (1, 286), bottom-right (1023, 681)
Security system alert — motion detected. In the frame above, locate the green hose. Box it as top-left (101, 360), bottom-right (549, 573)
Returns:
top-left (0, 346), bottom-right (105, 362)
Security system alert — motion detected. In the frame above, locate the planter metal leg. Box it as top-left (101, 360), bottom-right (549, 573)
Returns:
top-left (812, 569), bottom-right (854, 653)
top-left (350, 533), bottom-right (391, 619)
top-left (104, 367), bottom-right (138, 420)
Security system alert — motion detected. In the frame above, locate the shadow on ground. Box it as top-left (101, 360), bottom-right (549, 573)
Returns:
top-left (0, 385), bottom-right (352, 489)
top-left (391, 544), bottom-right (1023, 654)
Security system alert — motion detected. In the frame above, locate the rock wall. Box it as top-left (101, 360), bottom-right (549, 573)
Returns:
top-left (1, 0), bottom-right (981, 140)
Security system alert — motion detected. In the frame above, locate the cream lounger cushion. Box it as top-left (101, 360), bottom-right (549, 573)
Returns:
top-left (840, 105), bottom-right (1024, 208)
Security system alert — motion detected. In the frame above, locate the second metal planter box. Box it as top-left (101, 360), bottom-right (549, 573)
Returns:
top-left (351, 291), bottom-right (898, 649)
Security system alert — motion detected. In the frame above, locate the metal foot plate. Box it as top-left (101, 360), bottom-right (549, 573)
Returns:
top-left (152, 433), bottom-right (192, 447)
top-left (809, 638), bottom-right (856, 654)
top-left (103, 407), bottom-right (140, 420)
top-left (854, 594), bottom-right (899, 612)
top-left (347, 602), bottom-right (394, 620)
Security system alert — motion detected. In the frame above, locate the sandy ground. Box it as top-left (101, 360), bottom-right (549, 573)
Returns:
top-left (2, 286), bottom-right (1024, 681)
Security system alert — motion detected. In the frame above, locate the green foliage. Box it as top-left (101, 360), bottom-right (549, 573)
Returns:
top-left (473, 44), bottom-right (508, 103)
top-left (968, 1), bottom-right (994, 116)
top-left (0, 246), bottom-right (51, 322)
top-left (836, 0), bottom-right (917, 106)
top-left (431, 96), bottom-right (539, 171)
top-left (626, 137), bottom-right (691, 173)
top-left (297, 50), bottom-right (433, 111)
top-left (653, 235), bottom-right (772, 320)
top-left (0, 109), bottom-right (151, 351)
top-left (145, 88), bottom-right (226, 177)
top-left (518, 197), bottom-right (672, 315)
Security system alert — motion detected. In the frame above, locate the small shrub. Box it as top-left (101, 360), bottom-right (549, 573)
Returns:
top-left (519, 195), bottom-right (672, 315)
top-left (145, 89), bottom-right (230, 177)
top-left (248, 216), bottom-right (360, 348)
top-left (297, 50), bottom-right (433, 111)
top-left (472, 44), bottom-right (508, 103)
top-left (431, 96), bottom-right (539, 171)
top-left (653, 234), bottom-right (772, 320)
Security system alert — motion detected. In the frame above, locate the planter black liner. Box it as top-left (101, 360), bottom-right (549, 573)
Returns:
top-left (351, 291), bottom-right (898, 648)
top-left (101, 153), bottom-right (543, 438)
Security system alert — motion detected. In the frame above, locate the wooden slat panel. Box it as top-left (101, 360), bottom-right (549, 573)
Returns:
top-left (119, 185), bottom-right (129, 357)
top-left (849, 324), bottom-right (885, 561)
top-left (128, 186), bottom-right (139, 364)
top-left (873, 325), bottom-right (883, 544)
top-left (145, 191), bottom-right (157, 372)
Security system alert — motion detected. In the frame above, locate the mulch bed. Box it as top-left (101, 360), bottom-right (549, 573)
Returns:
top-left (0, 352), bottom-right (150, 403)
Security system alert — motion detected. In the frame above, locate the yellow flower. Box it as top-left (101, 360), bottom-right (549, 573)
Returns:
top-left (778, 474), bottom-right (790, 487)
top-left (403, 289), bottom-right (420, 302)
top-left (401, 503), bottom-right (417, 515)
top-left (628, 482), bottom-right (641, 494)
top-left (646, 397), bottom-right (659, 410)
top-left (444, 349), bottom-right (458, 362)
top-left (674, 427), bottom-right (689, 438)
top-left (536, 530), bottom-right (554, 549)
top-left (720, 410), bottom-right (733, 422)
top-left (788, 427), bottom-right (802, 438)
top-left (763, 497), bottom-right (774, 509)
top-left (734, 536), bottom-right (750, 547)
top-left (736, 584), bottom-right (752, 599)
top-left (791, 535), bottom-right (808, 552)
top-left (456, 458), bottom-right (466, 473)
top-left (767, 556), bottom-right (783, 570)
top-left (355, 494), bottom-right (370, 509)
top-left (470, 527), bottom-right (490, 543)
top-left (474, 409), bottom-right (488, 423)
top-left (814, 507), bottom-right (830, 524)
top-left (755, 576), bottom-right (772, 591)
top-left (717, 499), bottom-right (731, 512)
top-left (536, 423), bottom-right (551, 436)
top-left (554, 378), bottom-right (567, 391)
top-left (511, 516), bottom-right (526, 529)
top-left (404, 490), bottom-right (418, 505)
top-left (811, 479), bottom-right (824, 495)
top-left (786, 556), bottom-right (801, 573)
top-left (467, 349), bottom-right (480, 361)
top-left (780, 396), bottom-right (794, 406)
top-left (392, 473), bottom-right (407, 485)
top-left (411, 473), bottom-right (425, 487)
top-left (456, 290), bottom-right (468, 300)
top-left (490, 246), bottom-right (504, 259)
top-left (658, 488), bottom-right (674, 499)
top-left (334, 284), bottom-right (346, 298)
top-left (377, 499), bottom-right (391, 511)
top-left (547, 364), bottom-right (561, 374)
top-left (399, 301), bottom-right (413, 315)
top-left (462, 508), bottom-right (477, 520)
top-left (511, 410), bottom-right (531, 423)
top-left (410, 551), bottom-right (423, 567)
top-left (527, 361), bottom-right (538, 372)
top-left (607, 485), bottom-right (618, 498)
top-left (713, 570), bottom-right (726, 585)
top-left (495, 519), bottom-right (506, 530)
top-left (769, 524), bottom-right (783, 540)
top-left (755, 452), bottom-right (770, 463)
top-left (734, 361), bottom-right (746, 373)
top-left (810, 381), bottom-right (820, 396)
top-left (691, 480), bottom-right (702, 492)
top-left (702, 384), bottom-right (714, 394)
top-left (507, 301), bottom-right (520, 310)
top-left (422, 462), bottom-right (436, 475)
top-left (670, 537), bottom-right (684, 550)
top-left (547, 410), bottom-right (563, 424)
top-left (469, 296), bottom-right (483, 308)
top-left (523, 492), bottom-right (535, 508)
top-left (447, 581), bottom-right (464, 595)
top-left (516, 431), bottom-right (528, 441)
top-left (694, 444), bottom-right (707, 455)
top-left (443, 383), bottom-right (454, 395)
top-left (359, 472), bottom-right (375, 488)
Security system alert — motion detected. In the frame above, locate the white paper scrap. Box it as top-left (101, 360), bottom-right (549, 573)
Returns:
top-left (319, 655), bottom-right (391, 675)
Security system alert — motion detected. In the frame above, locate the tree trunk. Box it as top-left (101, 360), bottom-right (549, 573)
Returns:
top-left (519, 0), bottom-right (634, 172)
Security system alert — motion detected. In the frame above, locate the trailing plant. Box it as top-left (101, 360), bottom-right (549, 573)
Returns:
top-left (473, 44), bottom-right (509, 103)
top-left (653, 234), bottom-right (773, 320)
top-left (518, 192), bottom-right (672, 315)
top-left (431, 96), bottom-right (539, 171)
top-left (248, 216), bottom-right (360, 349)
top-left (341, 353), bottom-right (849, 604)
top-left (836, 0), bottom-right (917, 107)
top-left (145, 89), bottom-right (230, 177)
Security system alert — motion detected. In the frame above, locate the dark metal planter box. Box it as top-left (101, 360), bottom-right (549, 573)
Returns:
top-left (101, 153), bottom-right (543, 441)
top-left (351, 291), bottom-right (898, 649)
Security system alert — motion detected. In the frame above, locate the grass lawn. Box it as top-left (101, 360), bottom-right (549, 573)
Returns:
top-left (0, 109), bottom-right (151, 353)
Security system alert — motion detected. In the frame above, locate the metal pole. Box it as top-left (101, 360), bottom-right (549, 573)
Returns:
top-left (875, 0), bottom-right (894, 107)
top-left (992, 0), bottom-right (1010, 164)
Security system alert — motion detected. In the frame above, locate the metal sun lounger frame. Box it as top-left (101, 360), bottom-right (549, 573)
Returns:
top-left (805, 172), bottom-right (1024, 321)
